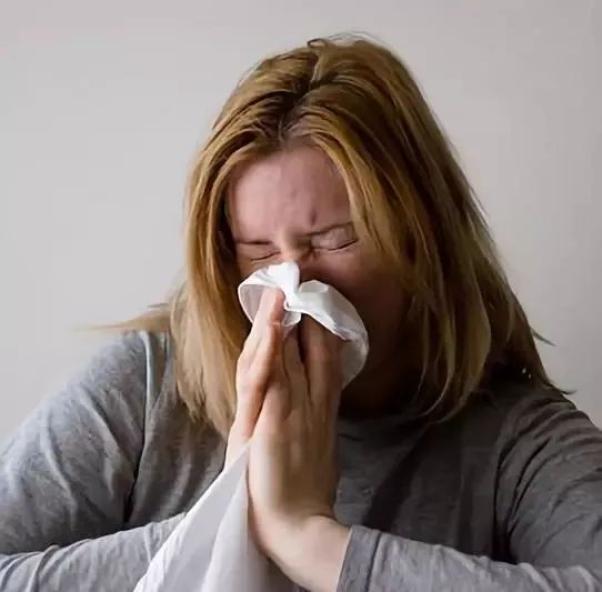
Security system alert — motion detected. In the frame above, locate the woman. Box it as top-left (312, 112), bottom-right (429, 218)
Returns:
top-left (1, 33), bottom-right (601, 591)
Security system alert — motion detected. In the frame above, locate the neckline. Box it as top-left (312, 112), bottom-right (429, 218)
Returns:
top-left (336, 408), bottom-right (422, 440)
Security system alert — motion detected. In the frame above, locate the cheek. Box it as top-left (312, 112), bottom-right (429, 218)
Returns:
top-left (322, 257), bottom-right (405, 353)
top-left (235, 254), bottom-right (260, 282)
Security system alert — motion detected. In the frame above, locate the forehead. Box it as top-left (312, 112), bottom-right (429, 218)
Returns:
top-left (226, 145), bottom-right (350, 241)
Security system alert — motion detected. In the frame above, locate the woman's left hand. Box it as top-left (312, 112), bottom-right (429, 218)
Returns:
top-left (247, 316), bottom-right (352, 592)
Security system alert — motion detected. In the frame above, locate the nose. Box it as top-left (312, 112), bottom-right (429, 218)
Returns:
top-left (280, 242), bottom-right (319, 284)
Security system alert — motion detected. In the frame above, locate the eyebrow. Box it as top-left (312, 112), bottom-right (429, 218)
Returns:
top-left (233, 222), bottom-right (354, 246)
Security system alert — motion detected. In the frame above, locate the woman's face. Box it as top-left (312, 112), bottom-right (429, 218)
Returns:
top-left (226, 144), bottom-right (406, 408)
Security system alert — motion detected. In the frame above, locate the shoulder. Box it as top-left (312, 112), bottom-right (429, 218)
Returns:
top-left (455, 378), bottom-right (586, 437)
top-left (455, 379), bottom-right (602, 485)
top-left (0, 330), bottom-right (177, 551)
top-left (10, 330), bottom-right (175, 448)
top-left (82, 329), bottom-right (168, 381)
top-left (432, 379), bottom-right (601, 469)
top-left (76, 329), bottom-right (172, 407)
top-left (478, 379), bottom-right (596, 443)
top-left (479, 385), bottom-right (602, 568)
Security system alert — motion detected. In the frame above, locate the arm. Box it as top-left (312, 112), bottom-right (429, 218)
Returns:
top-left (0, 331), bottom-right (184, 591)
top-left (294, 389), bottom-right (602, 591)
top-left (336, 524), bottom-right (599, 591)
top-left (0, 516), bottom-right (183, 591)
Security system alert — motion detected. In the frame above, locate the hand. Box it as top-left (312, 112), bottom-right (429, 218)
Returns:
top-left (228, 288), bottom-right (351, 591)
top-left (248, 316), bottom-right (343, 545)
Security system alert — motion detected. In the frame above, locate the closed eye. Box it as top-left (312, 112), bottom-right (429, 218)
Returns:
top-left (248, 251), bottom-right (279, 262)
top-left (313, 239), bottom-right (359, 252)
top-left (246, 239), bottom-right (359, 262)
top-left (239, 224), bottom-right (359, 262)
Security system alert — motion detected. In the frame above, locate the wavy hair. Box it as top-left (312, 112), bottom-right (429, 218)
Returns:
top-left (87, 32), bottom-right (560, 438)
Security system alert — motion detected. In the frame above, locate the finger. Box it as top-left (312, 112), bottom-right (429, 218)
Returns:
top-left (232, 321), bottom-right (281, 441)
top-left (240, 288), bottom-right (285, 369)
top-left (300, 317), bottom-right (343, 417)
top-left (282, 325), bottom-right (308, 410)
top-left (256, 329), bottom-right (291, 429)
top-left (248, 287), bottom-right (285, 348)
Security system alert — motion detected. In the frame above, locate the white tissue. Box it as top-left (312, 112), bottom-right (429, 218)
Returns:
top-left (134, 261), bottom-right (369, 592)
top-left (238, 261), bottom-right (369, 388)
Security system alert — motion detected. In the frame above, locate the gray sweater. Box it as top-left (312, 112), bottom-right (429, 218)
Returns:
top-left (1, 330), bottom-right (601, 591)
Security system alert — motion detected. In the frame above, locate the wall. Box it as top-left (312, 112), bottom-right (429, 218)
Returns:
top-left (1, 0), bottom-right (600, 442)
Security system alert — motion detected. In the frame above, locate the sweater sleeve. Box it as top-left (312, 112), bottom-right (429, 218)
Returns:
top-left (0, 331), bottom-right (184, 591)
top-left (336, 389), bottom-right (602, 591)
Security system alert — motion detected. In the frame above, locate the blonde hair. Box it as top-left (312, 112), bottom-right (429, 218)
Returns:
top-left (87, 32), bottom-right (560, 439)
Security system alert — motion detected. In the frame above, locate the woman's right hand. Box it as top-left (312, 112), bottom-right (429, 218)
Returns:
top-left (225, 286), bottom-right (285, 467)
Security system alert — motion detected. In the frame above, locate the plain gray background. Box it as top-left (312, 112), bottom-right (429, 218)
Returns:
top-left (1, 0), bottom-right (600, 443)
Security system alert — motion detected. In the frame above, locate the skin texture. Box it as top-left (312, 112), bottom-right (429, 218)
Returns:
top-left (222, 145), bottom-right (409, 591)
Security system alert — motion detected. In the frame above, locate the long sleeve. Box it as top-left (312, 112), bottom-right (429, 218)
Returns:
top-left (338, 525), bottom-right (598, 591)
top-left (336, 389), bottom-right (602, 591)
top-left (0, 331), bottom-right (184, 591)
top-left (0, 515), bottom-right (183, 591)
